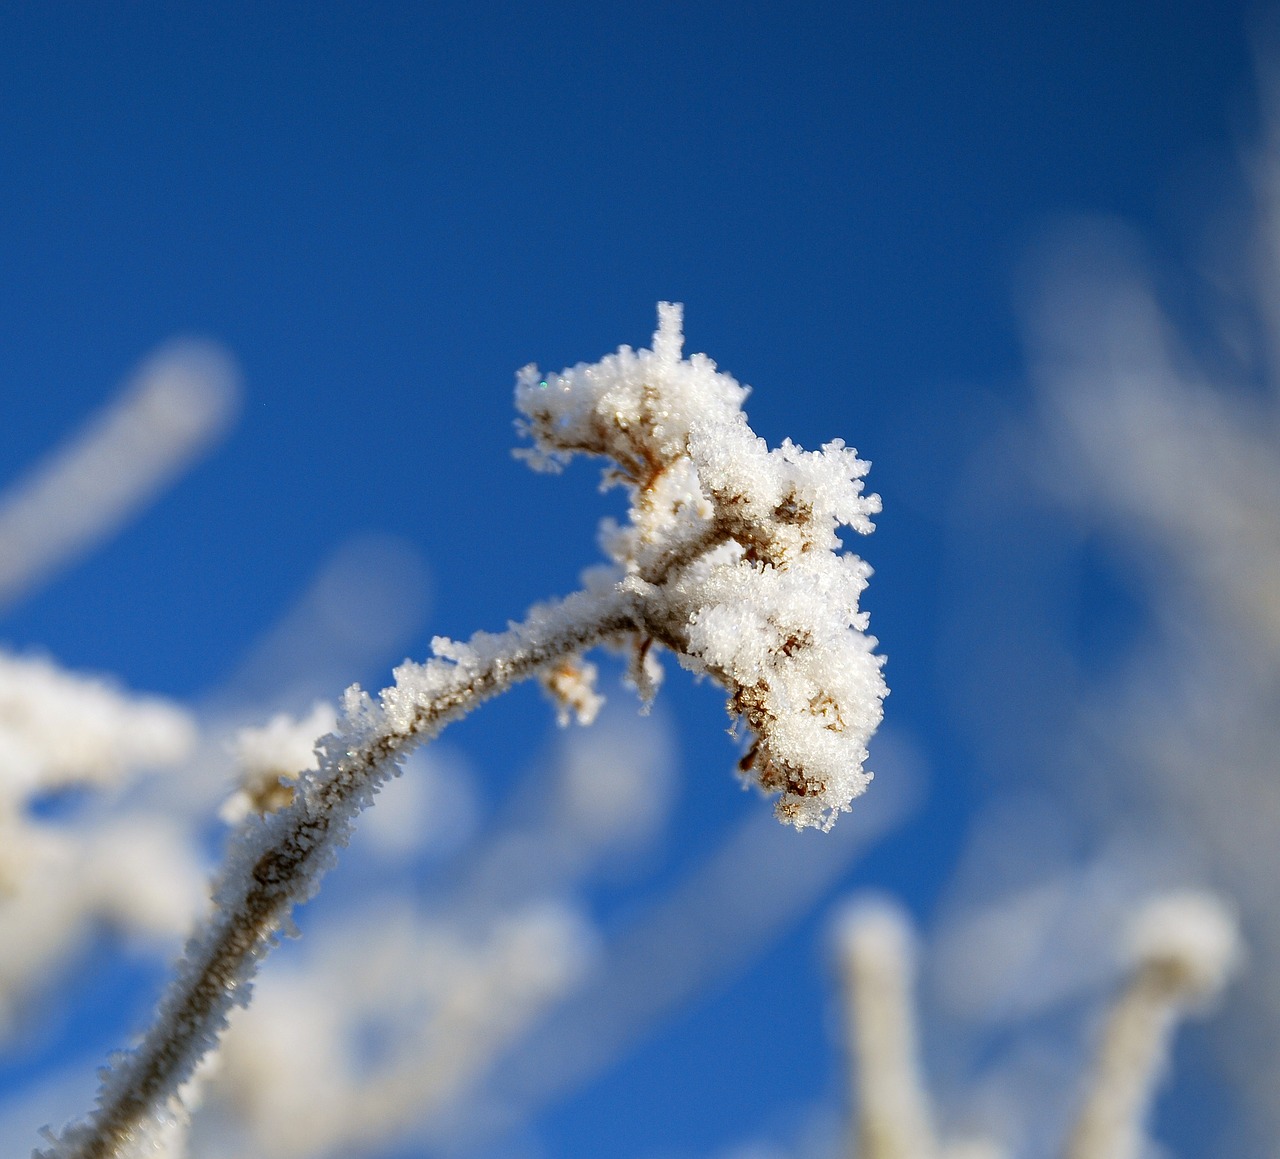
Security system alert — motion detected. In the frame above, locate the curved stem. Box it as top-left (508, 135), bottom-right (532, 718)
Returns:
top-left (1063, 962), bottom-right (1184, 1159)
top-left (49, 588), bottom-right (641, 1159)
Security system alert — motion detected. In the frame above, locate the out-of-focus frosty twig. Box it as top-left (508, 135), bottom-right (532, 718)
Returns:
top-left (832, 892), bottom-right (1236, 1159)
top-left (42, 304), bottom-right (886, 1158)
top-left (836, 900), bottom-right (939, 1159)
top-left (465, 748), bottom-right (915, 1150)
top-left (198, 902), bottom-right (592, 1159)
top-left (439, 706), bottom-right (676, 922)
top-left (1013, 99), bottom-right (1280, 1142)
top-left (1063, 891), bottom-right (1241, 1159)
top-left (0, 341), bottom-right (240, 612)
top-left (919, 808), bottom-right (1202, 1155)
top-left (0, 651), bottom-right (196, 800)
top-left (0, 651), bottom-right (202, 1038)
top-left (204, 534), bottom-right (430, 724)
top-left (1029, 226), bottom-right (1280, 653)
top-left (0, 815), bottom-right (207, 1043)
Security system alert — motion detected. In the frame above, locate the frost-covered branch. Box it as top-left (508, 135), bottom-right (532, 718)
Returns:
top-left (42, 590), bottom-right (638, 1159)
top-left (518, 301), bottom-right (886, 829)
top-left (833, 889), bottom-right (1239, 1159)
top-left (836, 900), bottom-right (939, 1159)
top-left (43, 305), bottom-right (887, 1158)
top-left (1063, 891), bottom-right (1241, 1159)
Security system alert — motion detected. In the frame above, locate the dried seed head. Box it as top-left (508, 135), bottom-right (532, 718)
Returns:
top-left (516, 304), bottom-right (887, 829)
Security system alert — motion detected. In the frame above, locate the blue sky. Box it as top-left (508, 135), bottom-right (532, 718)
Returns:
top-left (0, 4), bottom-right (1264, 1157)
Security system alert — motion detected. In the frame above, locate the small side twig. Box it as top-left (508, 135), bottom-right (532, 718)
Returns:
top-left (1063, 891), bottom-right (1241, 1159)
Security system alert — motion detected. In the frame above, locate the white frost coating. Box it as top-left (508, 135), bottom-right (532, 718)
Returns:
top-left (43, 305), bottom-right (885, 1158)
top-left (517, 303), bottom-right (886, 829)
top-left (0, 340), bottom-right (240, 611)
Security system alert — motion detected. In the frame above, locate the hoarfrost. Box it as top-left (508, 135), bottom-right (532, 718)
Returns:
top-left (517, 302), bottom-right (887, 829)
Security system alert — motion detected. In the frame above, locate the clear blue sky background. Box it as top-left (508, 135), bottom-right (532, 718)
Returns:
top-left (0, 3), bottom-right (1261, 1157)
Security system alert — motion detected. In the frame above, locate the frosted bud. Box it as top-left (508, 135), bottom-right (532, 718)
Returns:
top-left (540, 656), bottom-right (605, 727)
top-left (1125, 889), bottom-right (1242, 1004)
top-left (221, 702), bottom-right (338, 823)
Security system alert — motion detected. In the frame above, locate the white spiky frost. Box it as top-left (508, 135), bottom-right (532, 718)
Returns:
top-left (516, 302), bottom-right (886, 829)
top-left (220, 703), bottom-right (339, 824)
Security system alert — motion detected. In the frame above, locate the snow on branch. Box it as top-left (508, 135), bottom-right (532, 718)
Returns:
top-left (40, 304), bottom-right (886, 1158)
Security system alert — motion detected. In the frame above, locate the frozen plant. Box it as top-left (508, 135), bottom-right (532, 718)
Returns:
top-left (516, 301), bottom-right (886, 828)
top-left (835, 899), bottom-right (940, 1159)
top-left (834, 892), bottom-right (1240, 1159)
top-left (1064, 891), bottom-right (1242, 1159)
top-left (43, 303), bottom-right (888, 1158)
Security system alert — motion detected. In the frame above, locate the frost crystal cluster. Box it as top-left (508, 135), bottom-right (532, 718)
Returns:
top-left (517, 302), bottom-right (887, 829)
